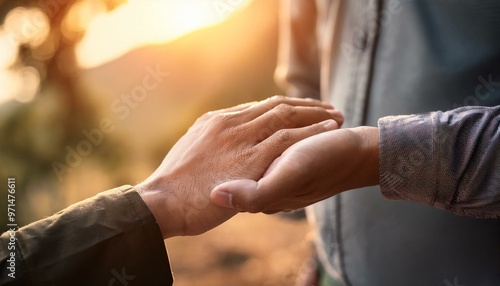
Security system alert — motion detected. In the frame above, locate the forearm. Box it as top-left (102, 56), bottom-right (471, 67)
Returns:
top-left (379, 106), bottom-right (500, 218)
top-left (0, 186), bottom-right (172, 285)
top-left (275, 0), bottom-right (321, 99)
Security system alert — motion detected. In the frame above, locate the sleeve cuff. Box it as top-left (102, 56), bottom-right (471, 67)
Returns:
top-left (378, 113), bottom-right (440, 206)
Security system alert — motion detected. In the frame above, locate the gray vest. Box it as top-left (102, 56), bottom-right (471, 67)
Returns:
top-left (311, 0), bottom-right (500, 284)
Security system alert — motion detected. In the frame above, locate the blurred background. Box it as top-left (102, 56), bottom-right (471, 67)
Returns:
top-left (0, 0), bottom-right (312, 284)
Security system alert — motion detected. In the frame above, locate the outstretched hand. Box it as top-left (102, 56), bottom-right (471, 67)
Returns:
top-left (135, 96), bottom-right (343, 238)
top-left (210, 127), bottom-right (380, 213)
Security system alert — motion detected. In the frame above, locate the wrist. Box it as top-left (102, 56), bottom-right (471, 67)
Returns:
top-left (351, 126), bottom-right (380, 187)
top-left (135, 179), bottom-right (183, 239)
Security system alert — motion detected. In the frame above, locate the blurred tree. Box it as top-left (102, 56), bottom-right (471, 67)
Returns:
top-left (0, 0), bottom-right (125, 230)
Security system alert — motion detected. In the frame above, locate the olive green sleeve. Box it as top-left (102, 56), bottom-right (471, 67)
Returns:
top-left (0, 185), bottom-right (173, 285)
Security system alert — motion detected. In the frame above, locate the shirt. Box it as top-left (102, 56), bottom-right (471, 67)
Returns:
top-left (277, 0), bottom-right (500, 284)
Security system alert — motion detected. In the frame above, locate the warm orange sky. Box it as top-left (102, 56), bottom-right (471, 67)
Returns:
top-left (77, 0), bottom-right (250, 68)
top-left (0, 0), bottom-right (249, 104)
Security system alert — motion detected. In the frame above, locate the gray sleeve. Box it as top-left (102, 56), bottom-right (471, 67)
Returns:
top-left (378, 106), bottom-right (500, 218)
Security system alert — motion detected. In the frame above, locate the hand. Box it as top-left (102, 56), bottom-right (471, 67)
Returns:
top-left (135, 96), bottom-right (343, 238)
top-left (210, 127), bottom-right (380, 213)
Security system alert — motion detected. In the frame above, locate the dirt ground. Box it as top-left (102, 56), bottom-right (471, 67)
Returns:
top-left (166, 212), bottom-right (313, 286)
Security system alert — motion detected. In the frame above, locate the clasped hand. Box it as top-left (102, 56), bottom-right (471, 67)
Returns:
top-left (136, 96), bottom-right (344, 238)
top-left (211, 126), bottom-right (380, 213)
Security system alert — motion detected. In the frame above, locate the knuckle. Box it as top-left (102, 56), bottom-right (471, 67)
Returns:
top-left (274, 129), bottom-right (293, 144)
top-left (211, 113), bottom-right (235, 128)
top-left (269, 95), bottom-right (285, 103)
top-left (224, 125), bottom-right (240, 142)
top-left (311, 121), bottom-right (328, 132)
top-left (309, 106), bottom-right (329, 119)
top-left (235, 147), bottom-right (255, 163)
top-left (274, 103), bottom-right (296, 118)
top-left (197, 111), bottom-right (214, 123)
top-left (212, 113), bottom-right (227, 123)
top-left (256, 127), bottom-right (273, 142)
top-left (312, 106), bottom-right (327, 113)
top-left (204, 113), bottom-right (242, 139)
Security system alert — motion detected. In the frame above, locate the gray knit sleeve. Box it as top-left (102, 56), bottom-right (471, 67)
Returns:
top-left (378, 106), bottom-right (500, 218)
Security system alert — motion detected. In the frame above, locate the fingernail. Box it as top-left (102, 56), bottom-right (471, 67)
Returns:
top-left (322, 119), bottom-right (338, 130)
top-left (211, 190), bottom-right (233, 208)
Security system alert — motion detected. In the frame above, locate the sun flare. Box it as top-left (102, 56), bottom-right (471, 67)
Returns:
top-left (0, 0), bottom-right (250, 104)
top-left (76, 0), bottom-right (248, 69)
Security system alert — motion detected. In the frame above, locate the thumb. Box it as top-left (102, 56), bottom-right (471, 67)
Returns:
top-left (210, 179), bottom-right (266, 212)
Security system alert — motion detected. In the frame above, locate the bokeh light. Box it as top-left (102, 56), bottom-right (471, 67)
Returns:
top-left (4, 6), bottom-right (50, 47)
top-left (16, 66), bottom-right (41, 103)
top-left (0, 70), bottom-right (19, 104)
top-left (0, 29), bottom-right (18, 68)
top-left (170, 1), bottom-right (214, 34)
top-left (0, 66), bottom-right (40, 104)
top-left (61, 1), bottom-right (104, 42)
top-left (0, 6), bottom-right (49, 104)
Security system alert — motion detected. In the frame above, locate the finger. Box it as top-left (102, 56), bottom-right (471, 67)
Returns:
top-left (211, 145), bottom-right (311, 212)
top-left (256, 120), bottom-right (338, 157)
top-left (210, 179), bottom-right (260, 211)
top-left (210, 101), bottom-right (258, 114)
top-left (245, 121), bottom-right (335, 182)
top-left (330, 109), bottom-right (344, 127)
top-left (248, 105), bottom-right (340, 142)
top-left (240, 95), bottom-right (334, 121)
top-left (210, 179), bottom-right (283, 212)
top-left (211, 124), bottom-right (340, 212)
top-left (210, 168), bottom-right (298, 213)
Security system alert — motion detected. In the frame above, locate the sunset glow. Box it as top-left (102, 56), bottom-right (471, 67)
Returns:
top-left (77, 0), bottom-right (249, 68)
top-left (0, 0), bottom-right (250, 104)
